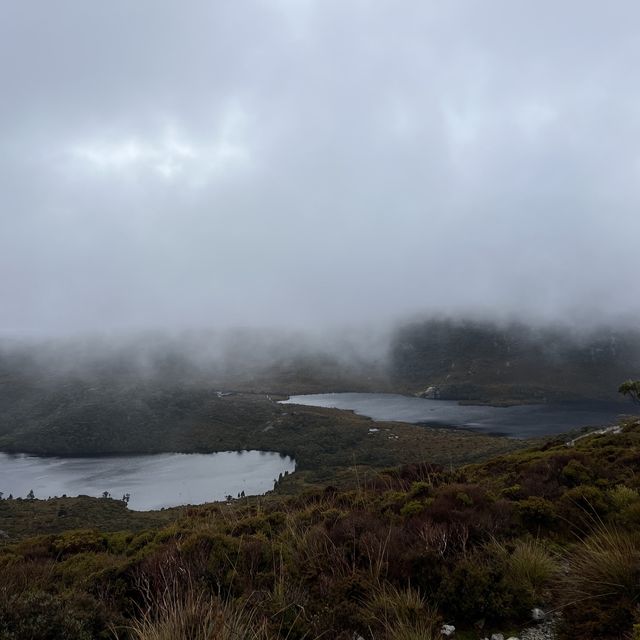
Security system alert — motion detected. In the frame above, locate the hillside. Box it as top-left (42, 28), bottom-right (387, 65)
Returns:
top-left (0, 383), bottom-right (524, 488)
top-left (390, 318), bottom-right (640, 404)
top-left (2, 320), bottom-right (639, 444)
top-left (2, 323), bottom-right (640, 638)
top-left (1, 418), bottom-right (640, 640)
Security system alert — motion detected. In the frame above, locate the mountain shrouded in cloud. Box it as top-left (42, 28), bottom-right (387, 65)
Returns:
top-left (1, 1), bottom-right (639, 336)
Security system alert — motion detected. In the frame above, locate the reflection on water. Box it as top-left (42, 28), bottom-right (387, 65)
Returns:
top-left (0, 451), bottom-right (296, 511)
top-left (281, 393), bottom-right (627, 438)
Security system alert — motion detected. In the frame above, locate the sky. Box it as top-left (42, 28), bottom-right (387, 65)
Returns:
top-left (1, 1), bottom-right (639, 337)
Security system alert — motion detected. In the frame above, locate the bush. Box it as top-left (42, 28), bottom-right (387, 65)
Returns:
top-left (609, 484), bottom-right (639, 509)
top-left (0, 590), bottom-right (107, 640)
top-left (558, 486), bottom-right (609, 525)
top-left (561, 459), bottom-right (592, 487)
top-left (400, 500), bottom-right (426, 518)
top-left (517, 496), bottom-right (557, 529)
top-left (437, 549), bottom-right (528, 624)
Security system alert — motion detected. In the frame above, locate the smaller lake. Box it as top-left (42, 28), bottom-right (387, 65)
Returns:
top-left (0, 451), bottom-right (296, 511)
top-left (281, 393), bottom-right (628, 438)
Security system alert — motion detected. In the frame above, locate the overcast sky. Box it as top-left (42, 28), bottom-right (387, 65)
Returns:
top-left (1, 1), bottom-right (639, 336)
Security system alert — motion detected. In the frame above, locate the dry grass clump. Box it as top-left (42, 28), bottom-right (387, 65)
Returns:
top-left (559, 524), bottom-right (640, 639)
top-left (124, 590), bottom-right (271, 640)
top-left (366, 584), bottom-right (441, 640)
top-left (563, 525), bottom-right (640, 603)
top-left (120, 570), bottom-right (271, 640)
top-left (506, 539), bottom-right (558, 602)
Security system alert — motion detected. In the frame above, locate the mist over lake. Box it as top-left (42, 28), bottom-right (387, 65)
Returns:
top-left (0, 451), bottom-right (296, 511)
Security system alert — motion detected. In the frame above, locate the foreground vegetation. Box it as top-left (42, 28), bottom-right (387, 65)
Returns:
top-left (2, 419), bottom-right (640, 639)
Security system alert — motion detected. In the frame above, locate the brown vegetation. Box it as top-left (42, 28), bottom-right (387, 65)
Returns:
top-left (0, 419), bottom-right (639, 639)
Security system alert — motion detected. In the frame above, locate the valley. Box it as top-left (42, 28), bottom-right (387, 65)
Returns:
top-left (0, 320), bottom-right (639, 639)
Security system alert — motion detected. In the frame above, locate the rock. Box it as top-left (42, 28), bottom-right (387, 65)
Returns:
top-left (441, 623), bottom-right (455, 636)
top-left (520, 611), bottom-right (560, 640)
top-left (420, 385), bottom-right (440, 399)
top-left (531, 608), bottom-right (545, 622)
top-left (491, 635), bottom-right (504, 640)
top-left (506, 637), bottom-right (520, 640)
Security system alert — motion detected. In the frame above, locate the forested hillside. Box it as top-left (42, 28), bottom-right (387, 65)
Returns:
top-left (390, 319), bottom-right (640, 403)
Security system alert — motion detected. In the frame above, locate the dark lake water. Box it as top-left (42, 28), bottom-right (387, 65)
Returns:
top-left (0, 451), bottom-right (296, 511)
top-left (281, 393), bottom-right (629, 438)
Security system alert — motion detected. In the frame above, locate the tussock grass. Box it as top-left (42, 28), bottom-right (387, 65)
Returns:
top-left (366, 584), bottom-right (440, 640)
top-left (120, 565), bottom-right (271, 640)
top-left (505, 539), bottom-right (558, 602)
top-left (563, 525), bottom-right (640, 603)
top-left (122, 587), bottom-right (271, 640)
top-left (557, 524), bottom-right (640, 638)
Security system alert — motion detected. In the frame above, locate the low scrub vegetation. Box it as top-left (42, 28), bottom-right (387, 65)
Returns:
top-left (0, 419), bottom-right (639, 639)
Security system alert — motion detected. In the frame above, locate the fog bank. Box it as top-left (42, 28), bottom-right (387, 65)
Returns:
top-left (1, 2), bottom-right (639, 335)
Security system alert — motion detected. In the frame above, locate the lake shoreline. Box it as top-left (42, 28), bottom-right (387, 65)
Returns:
top-left (281, 392), bottom-right (629, 439)
top-left (0, 450), bottom-right (296, 511)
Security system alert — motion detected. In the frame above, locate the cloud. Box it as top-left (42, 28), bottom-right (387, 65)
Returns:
top-left (0, 1), bottom-right (639, 336)
top-left (67, 112), bottom-right (250, 183)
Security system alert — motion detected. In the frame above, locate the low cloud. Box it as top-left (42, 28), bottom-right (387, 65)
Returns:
top-left (1, 1), bottom-right (638, 336)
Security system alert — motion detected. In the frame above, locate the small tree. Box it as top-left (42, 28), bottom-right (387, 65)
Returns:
top-left (27, 489), bottom-right (35, 500)
top-left (619, 380), bottom-right (640, 405)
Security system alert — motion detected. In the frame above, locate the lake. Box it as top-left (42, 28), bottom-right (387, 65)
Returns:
top-left (281, 392), bottom-right (628, 438)
top-left (0, 450), bottom-right (296, 511)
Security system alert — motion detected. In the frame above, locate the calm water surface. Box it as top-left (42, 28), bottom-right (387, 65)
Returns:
top-left (281, 393), bottom-right (627, 438)
top-left (0, 451), bottom-right (295, 511)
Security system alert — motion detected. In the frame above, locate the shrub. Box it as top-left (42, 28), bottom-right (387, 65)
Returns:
top-left (456, 491), bottom-right (473, 506)
top-left (437, 549), bottom-right (527, 624)
top-left (561, 459), bottom-right (592, 487)
top-left (408, 482), bottom-right (432, 499)
top-left (0, 589), bottom-right (107, 640)
top-left (51, 529), bottom-right (107, 557)
top-left (558, 486), bottom-right (609, 525)
top-left (400, 500), bottom-right (426, 518)
top-left (609, 484), bottom-right (639, 510)
top-left (517, 496), bottom-right (557, 529)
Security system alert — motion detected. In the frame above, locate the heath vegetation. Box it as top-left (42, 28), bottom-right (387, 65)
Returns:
top-left (1, 418), bottom-right (639, 639)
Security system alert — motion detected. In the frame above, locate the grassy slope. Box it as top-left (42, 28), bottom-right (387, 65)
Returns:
top-left (1, 418), bottom-right (639, 639)
top-left (1, 325), bottom-right (639, 637)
